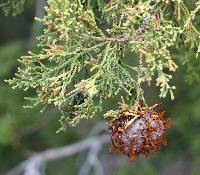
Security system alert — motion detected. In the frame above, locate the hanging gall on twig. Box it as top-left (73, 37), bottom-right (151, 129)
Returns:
top-left (106, 102), bottom-right (171, 160)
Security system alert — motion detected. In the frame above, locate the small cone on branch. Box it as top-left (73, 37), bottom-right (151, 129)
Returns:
top-left (105, 100), bottom-right (171, 160)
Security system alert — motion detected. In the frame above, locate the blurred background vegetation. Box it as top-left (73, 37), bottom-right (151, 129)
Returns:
top-left (0, 1), bottom-right (200, 175)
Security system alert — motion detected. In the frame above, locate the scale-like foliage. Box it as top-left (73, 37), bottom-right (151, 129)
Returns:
top-left (4, 0), bottom-right (200, 130)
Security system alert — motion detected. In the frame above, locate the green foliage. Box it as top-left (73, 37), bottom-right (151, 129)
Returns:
top-left (0, 39), bottom-right (82, 173)
top-left (0, 2), bottom-right (200, 174)
top-left (185, 51), bottom-right (200, 84)
top-left (4, 0), bottom-right (200, 129)
top-left (0, 0), bottom-right (27, 16)
top-left (0, 41), bottom-right (37, 145)
top-left (0, 41), bottom-right (24, 77)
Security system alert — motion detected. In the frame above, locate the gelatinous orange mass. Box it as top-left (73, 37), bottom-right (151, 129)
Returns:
top-left (107, 104), bottom-right (171, 160)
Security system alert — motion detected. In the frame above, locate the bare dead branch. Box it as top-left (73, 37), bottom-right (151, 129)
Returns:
top-left (78, 122), bottom-right (107, 175)
top-left (6, 134), bottom-right (109, 175)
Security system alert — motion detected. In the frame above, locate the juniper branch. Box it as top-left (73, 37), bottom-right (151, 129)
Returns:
top-left (4, 0), bottom-right (200, 128)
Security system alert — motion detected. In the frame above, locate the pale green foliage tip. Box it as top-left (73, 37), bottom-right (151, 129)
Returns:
top-left (4, 0), bottom-right (200, 130)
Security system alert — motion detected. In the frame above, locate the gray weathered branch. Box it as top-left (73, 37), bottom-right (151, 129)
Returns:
top-left (6, 130), bottom-right (109, 175)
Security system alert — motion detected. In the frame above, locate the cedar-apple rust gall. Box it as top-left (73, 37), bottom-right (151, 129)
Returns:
top-left (105, 103), bottom-right (171, 160)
